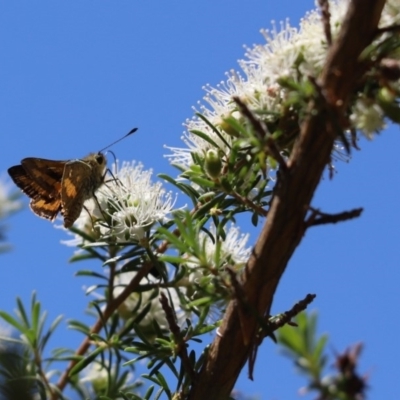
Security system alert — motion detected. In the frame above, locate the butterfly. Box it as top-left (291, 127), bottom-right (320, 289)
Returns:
top-left (8, 128), bottom-right (137, 228)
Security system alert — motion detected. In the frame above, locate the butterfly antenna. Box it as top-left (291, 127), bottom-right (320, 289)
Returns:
top-left (98, 127), bottom-right (138, 153)
top-left (107, 150), bottom-right (117, 165)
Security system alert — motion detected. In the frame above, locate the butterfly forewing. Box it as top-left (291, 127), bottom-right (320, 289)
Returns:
top-left (8, 160), bottom-right (66, 222)
top-left (20, 158), bottom-right (65, 194)
top-left (8, 165), bottom-right (49, 200)
top-left (61, 155), bottom-right (107, 228)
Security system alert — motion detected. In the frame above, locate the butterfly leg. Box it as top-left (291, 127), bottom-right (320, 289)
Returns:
top-left (82, 205), bottom-right (94, 230)
top-left (104, 168), bottom-right (124, 187)
top-left (91, 192), bottom-right (114, 230)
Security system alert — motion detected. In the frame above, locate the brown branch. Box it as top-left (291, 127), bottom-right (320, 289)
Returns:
top-left (379, 58), bottom-right (400, 82)
top-left (51, 261), bottom-right (154, 400)
top-left (306, 207), bottom-right (363, 227)
top-left (247, 293), bottom-right (316, 379)
top-left (231, 190), bottom-right (268, 217)
top-left (159, 292), bottom-right (196, 382)
top-left (376, 23), bottom-right (400, 34)
top-left (248, 293), bottom-right (316, 379)
top-left (225, 267), bottom-right (253, 347)
top-left (187, 1), bottom-right (386, 399)
top-left (265, 293), bottom-right (316, 333)
top-left (318, 0), bottom-right (332, 45)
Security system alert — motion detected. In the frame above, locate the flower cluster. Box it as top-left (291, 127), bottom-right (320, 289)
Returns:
top-left (167, 0), bottom-right (400, 173)
top-left (64, 161), bottom-right (176, 245)
top-left (179, 224), bottom-right (252, 306)
top-left (114, 271), bottom-right (185, 340)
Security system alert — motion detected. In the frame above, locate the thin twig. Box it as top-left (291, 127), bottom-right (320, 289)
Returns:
top-left (379, 58), bottom-right (400, 81)
top-left (376, 23), bottom-right (400, 34)
top-left (266, 293), bottom-right (316, 333)
top-left (248, 293), bottom-right (316, 379)
top-left (51, 261), bottom-right (154, 400)
top-left (231, 191), bottom-right (268, 217)
top-left (233, 96), bottom-right (288, 172)
top-left (107, 246), bottom-right (118, 303)
top-left (318, 0), bottom-right (332, 45)
top-left (306, 206), bottom-right (363, 227)
top-left (159, 292), bottom-right (196, 382)
top-left (308, 75), bottom-right (351, 153)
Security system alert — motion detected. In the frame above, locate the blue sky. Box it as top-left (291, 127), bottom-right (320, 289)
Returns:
top-left (1, 1), bottom-right (399, 399)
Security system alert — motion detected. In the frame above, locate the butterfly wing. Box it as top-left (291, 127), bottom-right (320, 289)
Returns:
top-left (61, 160), bottom-right (93, 228)
top-left (29, 197), bottom-right (62, 221)
top-left (8, 164), bottom-right (49, 200)
top-left (8, 158), bottom-right (66, 221)
top-left (20, 158), bottom-right (65, 196)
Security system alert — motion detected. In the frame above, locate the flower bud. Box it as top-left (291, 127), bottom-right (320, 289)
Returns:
top-left (204, 149), bottom-right (222, 179)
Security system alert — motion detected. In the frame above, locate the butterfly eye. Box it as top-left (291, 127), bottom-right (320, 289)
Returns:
top-left (96, 154), bottom-right (105, 164)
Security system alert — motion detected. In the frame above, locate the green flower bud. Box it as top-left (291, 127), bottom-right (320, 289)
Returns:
top-left (204, 149), bottom-right (223, 179)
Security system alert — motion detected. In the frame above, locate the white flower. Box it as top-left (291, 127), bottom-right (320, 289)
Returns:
top-left (167, 0), bottom-right (400, 169)
top-left (350, 99), bottom-right (385, 139)
top-left (62, 161), bottom-right (177, 245)
top-left (213, 223), bottom-right (251, 267)
top-left (114, 271), bottom-right (185, 340)
top-left (81, 362), bottom-right (109, 393)
top-left (183, 224), bottom-right (251, 296)
top-left (81, 361), bottom-right (134, 397)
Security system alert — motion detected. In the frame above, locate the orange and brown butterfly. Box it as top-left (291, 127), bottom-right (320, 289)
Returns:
top-left (7, 128), bottom-right (137, 228)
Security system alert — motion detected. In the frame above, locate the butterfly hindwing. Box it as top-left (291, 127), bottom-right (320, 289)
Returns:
top-left (30, 197), bottom-right (62, 221)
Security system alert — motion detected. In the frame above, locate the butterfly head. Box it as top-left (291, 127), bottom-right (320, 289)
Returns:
top-left (95, 152), bottom-right (107, 167)
top-left (82, 152), bottom-right (108, 176)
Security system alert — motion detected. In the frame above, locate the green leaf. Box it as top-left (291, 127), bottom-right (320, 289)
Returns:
top-left (164, 357), bottom-right (179, 378)
top-left (0, 311), bottom-right (25, 332)
top-left (278, 322), bottom-right (305, 356)
top-left (41, 314), bottom-right (63, 350)
top-left (195, 113), bottom-right (231, 149)
top-left (75, 270), bottom-right (108, 280)
top-left (70, 246), bottom-right (106, 263)
top-left (314, 333), bottom-right (328, 367)
top-left (155, 371), bottom-right (170, 394)
top-left (69, 346), bottom-right (104, 376)
top-left (222, 115), bottom-right (249, 137)
top-left (251, 211), bottom-right (259, 227)
top-left (189, 175), bottom-right (216, 188)
top-left (16, 297), bottom-right (30, 328)
top-left (190, 129), bottom-right (221, 149)
top-left (69, 252), bottom-right (98, 263)
top-left (31, 301), bottom-right (41, 338)
top-left (157, 177), bottom-right (199, 203)
top-left (68, 320), bottom-right (91, 335)
top-left (154, 388), bottom-right (164, 400)
top-left (159, 255), bottom-right (188, 265)
top-left (144, 385), bottom-right (155, 400)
